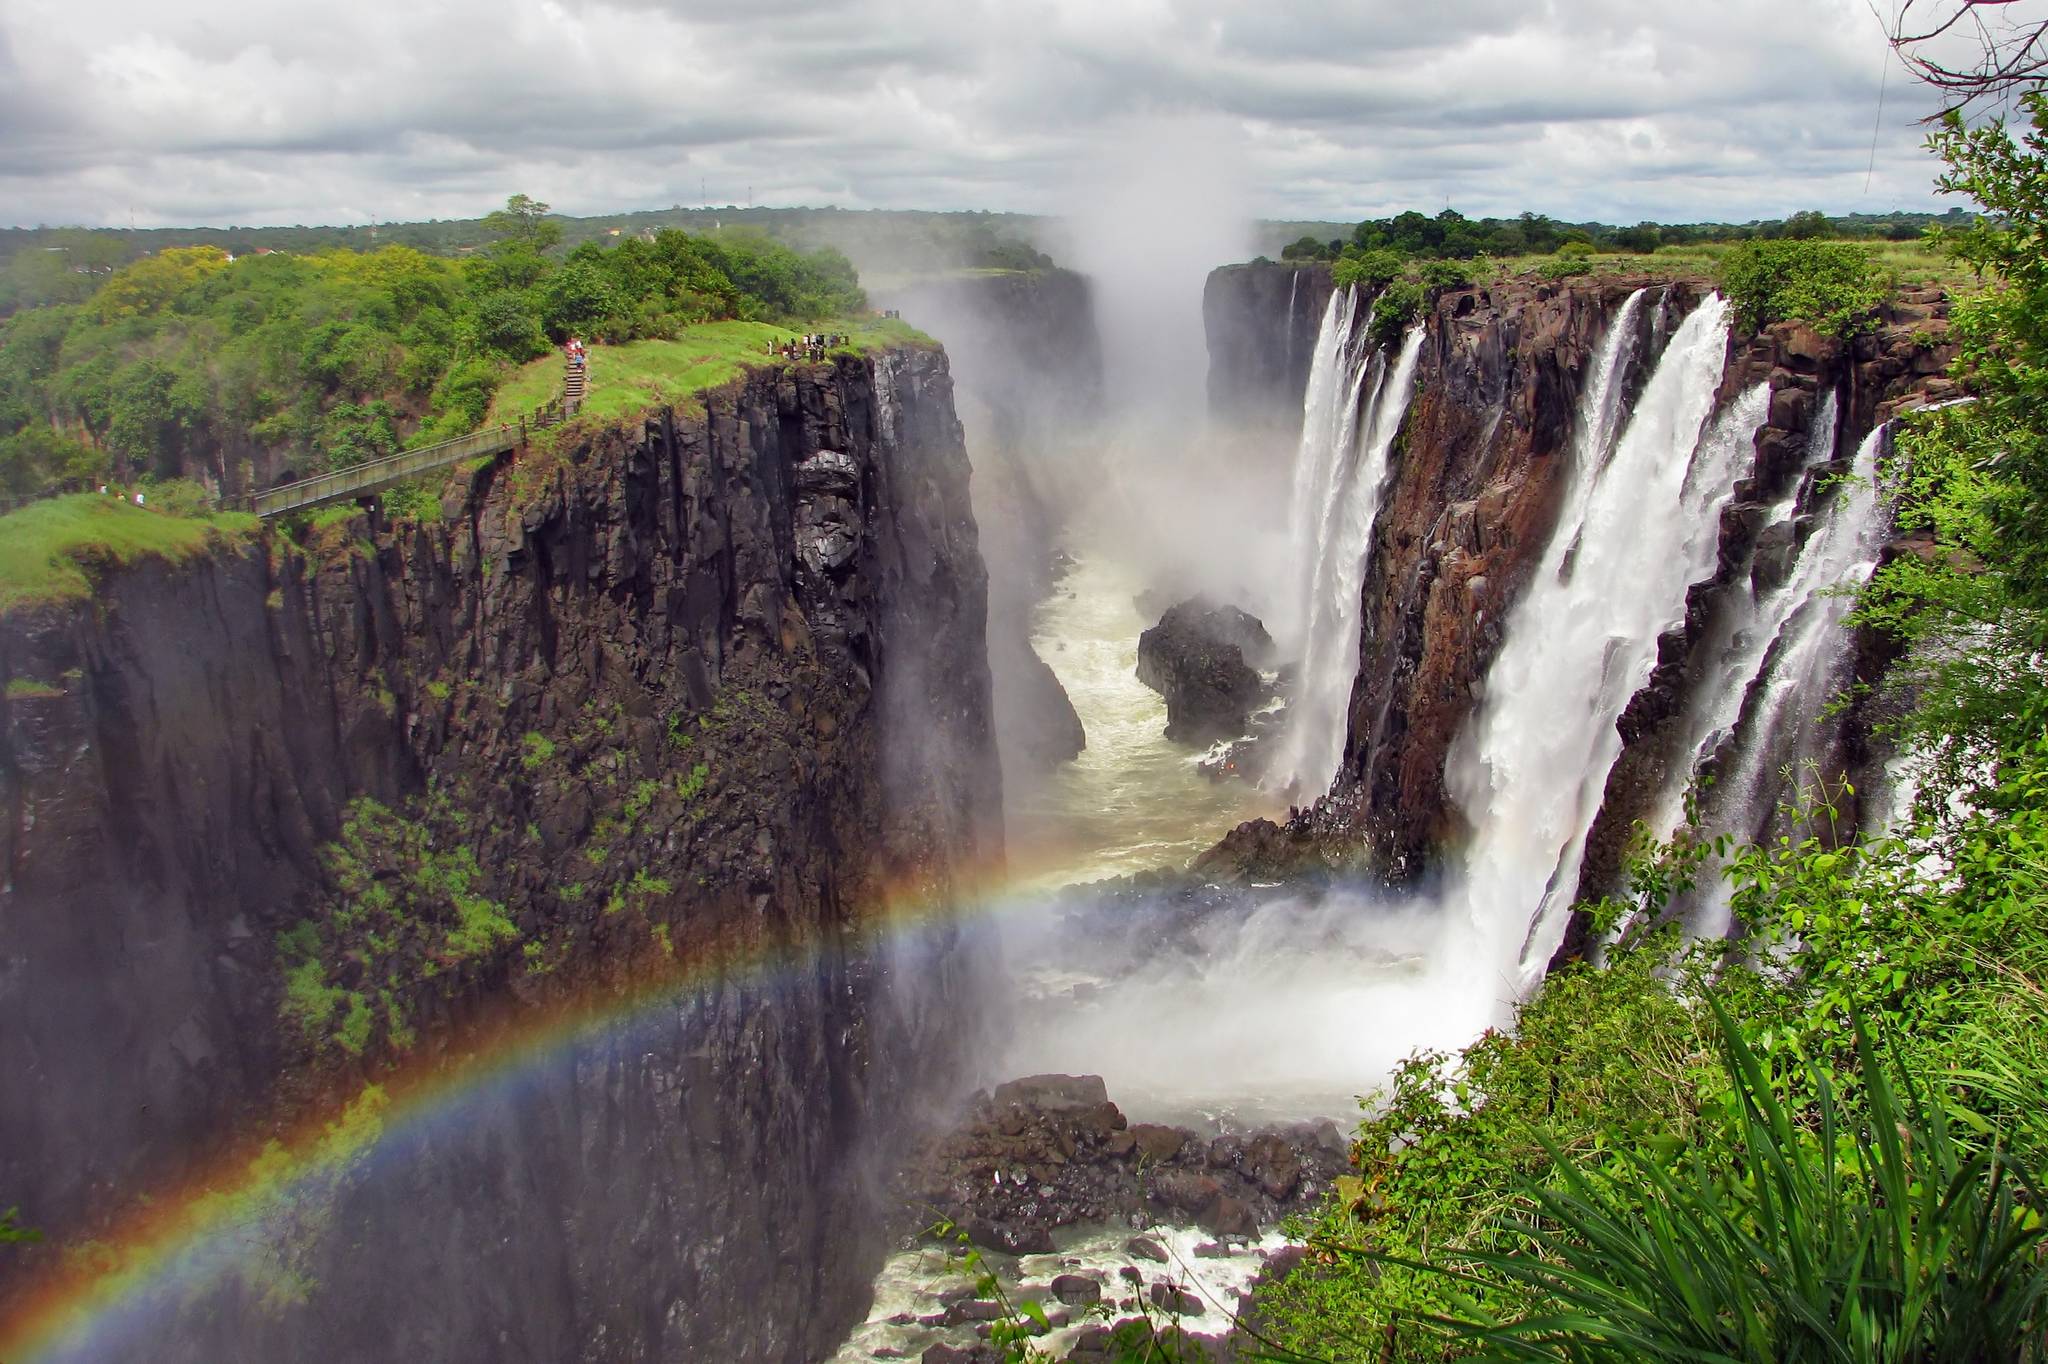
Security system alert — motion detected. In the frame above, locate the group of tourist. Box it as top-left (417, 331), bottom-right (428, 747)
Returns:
top-left (765, 332), bottom-right (847, 362)
top-left (563, 337), bottom-right (588, 370)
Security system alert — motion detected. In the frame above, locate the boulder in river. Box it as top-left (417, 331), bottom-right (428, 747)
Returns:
top-left (1136, 598), bottom-right (1274, 745)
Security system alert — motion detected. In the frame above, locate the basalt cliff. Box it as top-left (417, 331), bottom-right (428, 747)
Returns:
top-left (0, 347), bottom-right (1000, 1361)
top-left (880, 270), bottom-right (1106, 782)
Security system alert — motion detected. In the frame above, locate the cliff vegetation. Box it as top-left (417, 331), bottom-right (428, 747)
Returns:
top-left (0, 195), bottom-right (865, 499)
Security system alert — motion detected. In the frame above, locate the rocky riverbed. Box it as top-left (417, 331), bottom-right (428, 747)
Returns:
top-left (833, 1072), bottom-right (1345, 1363)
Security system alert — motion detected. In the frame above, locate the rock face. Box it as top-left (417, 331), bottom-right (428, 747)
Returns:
top-left (1136, 599), bottom-right (1273, 745)
top-left (988, 621), bottom-right (1086, 770)
top-left (1204, 262), bottom-right (1334, 430)
top-left (897, 1073), bottom-right (1347, 1254)
top-left (880, 270), bottom-right (1105, 786)
top-left (0, 348), bottom-right (1001, 1360)
top-left (1198, 272), bottom-right (1956, 901)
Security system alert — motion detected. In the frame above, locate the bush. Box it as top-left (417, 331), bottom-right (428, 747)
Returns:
top-left (1417, 258), bottom-right (1474, 289)
top-left (1716, 239), bottom-right (1889, 337)
top-left (1333, 247), bottom-right (1405, 290)
top-left (1368, 277), bottom-right (1426, 347)
top-left (1373, 1005), bottom-right (2048, 1362)
top-left (1540, 255), bottom-right (1593, 280)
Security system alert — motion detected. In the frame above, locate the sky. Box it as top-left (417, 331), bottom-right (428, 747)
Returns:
top-left (0, 0), bottom-right (1997, 230)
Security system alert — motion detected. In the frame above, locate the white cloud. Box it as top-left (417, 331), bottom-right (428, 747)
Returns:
top-left (0, 0), bottom-right (1980, 228)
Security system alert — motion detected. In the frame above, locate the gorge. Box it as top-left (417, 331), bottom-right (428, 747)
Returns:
top-left (0, 247), bottom-right (1962, 1363)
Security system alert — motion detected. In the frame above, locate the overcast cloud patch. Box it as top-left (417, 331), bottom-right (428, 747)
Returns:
top-left (0, 0), bottom-right (1963, 228)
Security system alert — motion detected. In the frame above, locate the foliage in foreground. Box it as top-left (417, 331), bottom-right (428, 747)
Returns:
top-left (1353, 1007), bottom-right (2048, 1363)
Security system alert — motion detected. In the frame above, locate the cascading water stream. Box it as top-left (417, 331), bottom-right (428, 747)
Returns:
top-left (1271, 287), bottom-right (1425, 796)
top-left (1442, 291), bottom-right (1765, 1004)
top-left (1678, 419), bottom-right (1895, 936)
top-left (1646, 392), bottom-right (1842, 843)
top-left (1283, 268), bottom-right (1300, 384)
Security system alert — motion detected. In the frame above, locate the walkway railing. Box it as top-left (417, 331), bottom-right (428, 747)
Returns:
top-left (250, 389), bottom-right (576, 519)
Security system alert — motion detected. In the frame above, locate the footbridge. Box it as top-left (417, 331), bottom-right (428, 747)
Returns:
top-left (249, 364), bottom-right (581, 519)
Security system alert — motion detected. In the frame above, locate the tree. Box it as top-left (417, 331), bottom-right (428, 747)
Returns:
top-left (1887, 0), bottom-right (2048, 115)
top-left (1614, 221), bottom-right (1663, 253)
top-left (482, 194), bottom-right (562, 254)
top-left (1782, 209), bottom-right (1832, 240)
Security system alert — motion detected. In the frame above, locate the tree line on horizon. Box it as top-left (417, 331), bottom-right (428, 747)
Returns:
top-left (1273, 205), bottom-right (1976, 264)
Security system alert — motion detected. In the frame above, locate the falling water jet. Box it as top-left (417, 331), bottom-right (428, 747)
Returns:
top-left (1441, 291), bottom-right (1764, 1007)
top-left (1270, 287), bottom-right (1424, 797)
top-left (1677, 418), bottom-right (1896, 938)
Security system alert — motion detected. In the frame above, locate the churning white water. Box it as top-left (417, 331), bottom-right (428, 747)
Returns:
top-left (1442, 292), bottom-right (1764, 1003)
top-left (1270, 288), bottom-right (1425, 797)
top-left (1007, 550), bottom-right (1280, 886)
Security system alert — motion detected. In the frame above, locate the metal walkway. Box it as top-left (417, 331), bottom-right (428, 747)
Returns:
top-left (249, 382), bottom-right (578, 519)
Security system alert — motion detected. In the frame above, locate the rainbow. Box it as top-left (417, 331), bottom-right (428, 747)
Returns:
top-left (0, 851), bottom-right (1070, 1364)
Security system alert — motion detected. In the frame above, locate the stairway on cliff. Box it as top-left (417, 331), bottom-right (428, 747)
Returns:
top-left (563, 355), bottom-right (588, 414)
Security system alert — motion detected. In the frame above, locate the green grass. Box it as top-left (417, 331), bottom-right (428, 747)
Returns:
top-left (1485, 238), bottom-right (1979, 293)
top-left (4, 677), bottom-right (63, 699)
top-left (0, 495), bottom-right (260, 615)
top-left (487, 316), bottom-right (934, 428)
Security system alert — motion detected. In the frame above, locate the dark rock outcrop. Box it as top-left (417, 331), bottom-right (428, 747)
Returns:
top-left (988, 622), bottom-right (1085, 771)
top-left (896, 1074), bottom-right (1347, 1254)
top-left (1204, 262), bottom-right (1335, 430)
top-left (0, 348), bottom-right (1000, 1361)
top-left (879, 270), bottom-right (1105, 793)
top-left (1136, 599), bottom-right (1273, 745)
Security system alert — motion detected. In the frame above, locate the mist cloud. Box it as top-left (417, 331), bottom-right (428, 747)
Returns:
top-left (0, 0), bottom-right (1965, 229)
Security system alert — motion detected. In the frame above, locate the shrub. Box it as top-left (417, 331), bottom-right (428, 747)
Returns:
top-left (1333, 247), bottom-right (1405, 290)
top-left (1368, 277), bottom-right (1426, 347)
top-left (1540, 255), bottom-right (1594, 280)
top-left (1417, 258), bottom-right (1474, 289)
top-left (1372, 1006), bottom-right (2048, 1363)
top-left (1716, 239), bottom-right (1889, 337)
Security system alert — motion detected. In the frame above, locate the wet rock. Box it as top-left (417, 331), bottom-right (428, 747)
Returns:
top-left (994, 1074), bottom-right (1110, 1112)
top-left (1151, 1171), bottom-right (1225, 1216)
top-left (1051, 1273), bottom-right (1103, 1305)
top-left (1149, 1281), bottom-right (1207, 1317)
top-left (1130, 1124), bottom-right (1187, 1162)
top-left (1136, 599), bottom-right (1271, 744)
top-left (1201, 1195), bottom-right (1260, 1240)
top-left (965, 1220), bottom-right (1055, 1255)
top-left (945, 1300), bottom-right (1007, 1325)
top-left (1125, 1235), bottom-right (1170, 1263)
top-left (921, 1345), bottom-right (996, 1364)
top-left (1243, 1133), bottom-right (1302, 1200)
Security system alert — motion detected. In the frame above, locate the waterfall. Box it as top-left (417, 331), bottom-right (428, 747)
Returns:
top-left (1679, 418), bottom-right (1894, 937)
top-left (1272, 286), bottom-right (1425, 796)
top-left (1283, 268), bottom-right (1301, 384)
top-left (1648, 391), bottom-right (1840, 844)
top-left (1443, 292), bottom-right (1763, 1001)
